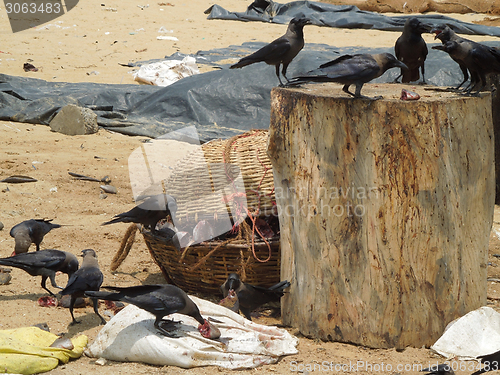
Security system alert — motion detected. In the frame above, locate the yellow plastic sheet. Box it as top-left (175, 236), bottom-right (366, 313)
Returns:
top-left (0, 326), bottom-right (87, 374)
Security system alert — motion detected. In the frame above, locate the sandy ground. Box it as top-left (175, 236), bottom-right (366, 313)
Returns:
top-left (1, 0), bottom-right (500, 374)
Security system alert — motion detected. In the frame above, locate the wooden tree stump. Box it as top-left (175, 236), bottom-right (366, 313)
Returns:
top-left (267, 83), bottom-right (494, 349)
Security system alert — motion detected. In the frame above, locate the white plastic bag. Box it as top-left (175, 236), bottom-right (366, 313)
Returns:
top-left (85, 296), bottom-right (298, 369)
top-left (133, 56), bottom-right (199, 86)
top-left (431, 306), bottom-right (500, 360)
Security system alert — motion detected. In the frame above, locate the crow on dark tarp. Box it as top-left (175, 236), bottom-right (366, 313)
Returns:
top-left (230, 17), bottom-right (310, 86)
top-left (420, 364), bottom-right (455, 375)
top-left (471, 349), bottom-right (500, 375)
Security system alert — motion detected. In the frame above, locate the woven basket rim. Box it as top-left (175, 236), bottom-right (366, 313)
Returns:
top-left (141, 228), bottom-right (279, 247)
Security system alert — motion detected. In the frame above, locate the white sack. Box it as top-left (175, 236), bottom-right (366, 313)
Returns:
top-left (133, 56), bottom-right (199, 86)
top-left (431, 306), bottom-right (500, 360)
top-left (85, 296), bottom-right (298, 369)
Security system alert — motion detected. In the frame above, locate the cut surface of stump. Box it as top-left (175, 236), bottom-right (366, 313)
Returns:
top-left (268, 83), bottom-right (494, 349)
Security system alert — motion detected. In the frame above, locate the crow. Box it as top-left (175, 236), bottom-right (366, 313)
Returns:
top-left (220, 273), bottom-right (290, 320)
top-left (433, 41), bottom-right (475, 91)
top-left (0, 249), bottom-right (78, 295)
top-left (10, 219), bottom-right (62, 254)
top-left (60, 249), bottom-right (106, 325)
top-left (394, 17), bottom-right (430, 83)
top-left (432, 25), bottom-right (478, 92)
top-left (230, 17), bottom-right (310, 86)
top-left (432, 25), bottom-right (500, 95)
top-left (85, 284), bottom-right (221, 339)
top-left (287, 53), bottom-right (408, 100)
top-left (219, 288), bottom-right (239, 313)
top-left (102, 193), bottom-right (177, 231)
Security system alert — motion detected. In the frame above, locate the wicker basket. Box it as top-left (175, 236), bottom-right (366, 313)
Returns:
top-left (142, 229), bottom-right (281, 294)
top-left (141, 129), bottom-right (281, 294)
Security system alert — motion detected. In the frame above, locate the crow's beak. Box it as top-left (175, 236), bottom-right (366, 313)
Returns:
top-left (396, 61), bottom-right (409, 70)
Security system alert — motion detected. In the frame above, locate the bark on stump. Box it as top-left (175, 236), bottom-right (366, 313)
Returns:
top-left (267, 83), bottom-right (494, 349)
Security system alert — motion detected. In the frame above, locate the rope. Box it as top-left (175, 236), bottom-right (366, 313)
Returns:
top-left (246, 147), bottom-right (273, 262)
top-left (110, 224), bottom-right (138, 271)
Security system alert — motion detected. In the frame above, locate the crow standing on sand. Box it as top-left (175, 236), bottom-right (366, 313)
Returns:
top-left (85, 284), bottom-right (221, 339)
top-left (394, 17), bottom-right (430, 83)
top-left (220, 273), bottom-right (290, 321)
top-left (60, 249), bottom-right (106, 325)
top-left (102, 193), bottom-right (177, 231)
top-left (10, 219), bottom-right (62, 254)
top-left (432, 25), bottom-right (500, 95)
top-left (0, 249), bottom-right (79, 295)
top-left (286, 53), bottom-right (408, 100)
top-left (230, 17), bottom-right (310, 87)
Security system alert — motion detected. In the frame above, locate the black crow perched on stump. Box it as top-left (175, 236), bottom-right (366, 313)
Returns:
top-left (287, 53), bottom-right (408, 100)
top-left (432, 25), bottom-right (473, 91)
top-left (394, 17), bottom-right (430, 83)
top-left (432, 25), bottom-right (500, 95)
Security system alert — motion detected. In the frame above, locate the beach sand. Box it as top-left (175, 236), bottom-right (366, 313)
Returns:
top-left (1, 0), bottom-right (500, 374)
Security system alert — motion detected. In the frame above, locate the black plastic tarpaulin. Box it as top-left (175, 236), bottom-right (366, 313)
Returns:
top-left (206, 0), bottom-right (500, 37)
top-left (1, 0), bottom-right (500, 141)
top-left (0, 64), bottom-right (273, 141)
top-left (1, 41), bottom-right (498, 141)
